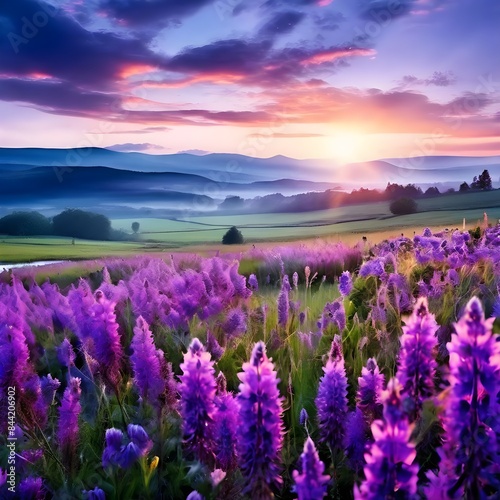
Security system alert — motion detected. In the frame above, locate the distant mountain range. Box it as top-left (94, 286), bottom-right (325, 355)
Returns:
top-left (0, 147), bottom-right (498, 216)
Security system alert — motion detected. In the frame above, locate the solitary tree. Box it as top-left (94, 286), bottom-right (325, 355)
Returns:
top-left (132, 221), bottom-right (140, 234)
top-left (222, 226), bottom-right (244, 245)
top-left (389, 197), bottom-right (417, 215)
top-left (478, 169), bottom-right (492, 190)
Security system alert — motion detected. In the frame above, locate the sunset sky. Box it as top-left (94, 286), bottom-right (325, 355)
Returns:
top-left (0, 0), bottom-right (499, 163)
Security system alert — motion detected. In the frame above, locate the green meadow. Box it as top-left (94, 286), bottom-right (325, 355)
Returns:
top-left (1, 190), bottom-right (499, 264)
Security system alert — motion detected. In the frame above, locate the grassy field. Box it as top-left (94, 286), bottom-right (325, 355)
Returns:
top-left (0, 236), bottom-right (146, 264)
top-left (1, 190), bottom-right (499, 263)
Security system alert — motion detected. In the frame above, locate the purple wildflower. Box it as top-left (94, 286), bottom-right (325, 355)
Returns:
top-left (102, 428), bottom-right (125, 468)
top-left (293, 271), bottom-right (299, 289)
top-left (0, 308), bottom-right (32, 393)
top-left (357, 358), bottom-right (385, 423)
top-left (292, 437), bottom-right (330, 500)
top-left (102, 424), bottom-right (152, 469)
top-left (355, 379), bottom-right (418, 500)
top-left (299, 408), bottom-right (309, 426)
top-left (214, 373), bottom-right (239, 471)
top-left (339, 271), bottom-right (353, 297)
top-left (130, 316), bottom-right (166, 407)
top-left (277, 280), bottom-right (290, 327)
top-left (359, 258), bottom-right (385, 278)
top-left (344, 408), bottom-right (367, 473)
top-left (57, 377), bottom-right (82, 470)
top-left (248, 273), bottom-right (259, 290)
top-left (89, 291), bottom-right (123, 387)
top-left (222, 308), bottom-right (247, 338)
top-left (320, 300), bottom-right (346, 332)
top-left (435, 297), bottom-right (500, 496)
top-left (315, 336), bottom-right (348, 453)
top-left (299, 311), bottom-right (306, 325)
top-left (57, 338), bottom-right (75, 368)
top-left (237, 341), bottom-right (284, 498)
top-left (397, 297), bottom-right (438, 421)
top-left (179, 338), bottom-right (216, 464)
top-left (19, 477), bottom-right (44, 499)
top-left (186, 492), bottom-right (204, 500)
top-left (206, 330), bottom-right (224, 361)
top-left (83, 487), bottom-right (106, 500)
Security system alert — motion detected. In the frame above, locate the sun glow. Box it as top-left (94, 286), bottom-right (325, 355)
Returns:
top-left (327, 132), bottom-right (364, 163)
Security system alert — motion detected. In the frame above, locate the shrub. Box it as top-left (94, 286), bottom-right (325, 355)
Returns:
top-left (222, 226), bottom-right (244, 245)
top-left (389, 198), bottom-right (417, 215)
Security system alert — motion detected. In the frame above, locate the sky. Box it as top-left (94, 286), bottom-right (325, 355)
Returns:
top-left (0, 0), bottom-right (499, 163)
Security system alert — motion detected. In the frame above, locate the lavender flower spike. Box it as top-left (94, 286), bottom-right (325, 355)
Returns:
top-left (397, 297), bottom-right (438, 421)
top-left (277, 279), bottom-right (290, 327)
top-left (237, 341), bottom-right (284, 498)
top-left (339, 271), bottom-right (353, 297)
top-left (355, 379), bottom-right (418, 500)
top-left (57, 377), bottom-right (82, 471)
top-left (292, 437), bottom-right (330, 500)
top-left (315, 335), bottom-right (348, 453)
top-left (130, 316), bottom-right (166, 406)
top-left (214, 373), bottom-right (239, 471)
top-left (437, 297), bottom-right (500, 496)
top-left (179, 338), bottom-right (216, 464)
top-left (357, 358), bottom-right (385, 423)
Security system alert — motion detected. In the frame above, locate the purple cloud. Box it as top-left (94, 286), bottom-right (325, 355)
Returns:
top-left (98, 0), bottom-right (214, 27)
top-left (259, 11), bottom-right (306, 37)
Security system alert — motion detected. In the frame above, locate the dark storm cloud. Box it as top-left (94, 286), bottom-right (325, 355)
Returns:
top-left (0, 78), bottom-right (119, 116)
top-left (167, 39), bottom-right (274, 74)
top-left (98, 0), bottom-right (214, 27)
top-left (0, 0), bottom-right (165, 90)
top-left (258, 11), bottom-right (306, 37)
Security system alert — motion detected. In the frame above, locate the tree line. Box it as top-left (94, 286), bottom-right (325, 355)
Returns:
top-left (0, 209), bottom-right (114, 240)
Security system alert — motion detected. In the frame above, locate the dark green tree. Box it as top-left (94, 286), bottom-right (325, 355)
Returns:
top-left (459, 182), bottom-right (470, 192)
top-left (52, 209), bottom-right (111, 241)
top-left (389, 197), bottom-right (418, 215)
top-left (132, 221), bottom-right (140, 233)
top-left (0, 211), bottom-right (52, 236)
top-left (478, 169), bottom-right (492, 190)
top-left (222, 226), bottom-right (244, 245)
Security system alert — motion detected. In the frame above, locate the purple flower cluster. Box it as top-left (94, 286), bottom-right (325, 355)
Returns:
top-left (179, 338), bottom-right (216, 463)
top-left (292, 437), bottom-right (330, 500)
top-left (315, 336), bottom-right (348, 452)
top-left (356, 379), bottom-right (418, 499)
top-left (213, 373), bottom-right (239, 471)
top-left (320, 299), bottom-right (346, 332)
top-left (57, 377), bottom-right (82, 469)
top-left (397, 297), bottom-right (438, 420)
top-left (102, 424), bottom-right (152, 469)
top-left (130, 316), bottom-right (166, 407)
top-left (428, 297), bottom-right (500, 496)
top-left (338, 271), bottom-right (353, 296)
top-left (237, 341), bottom-right (284, 497)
